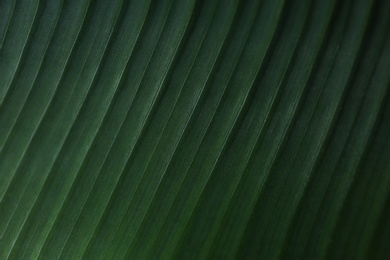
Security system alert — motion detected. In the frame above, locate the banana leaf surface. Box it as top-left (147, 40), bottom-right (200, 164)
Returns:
top-left (0, 0), bottom-right (390, 259)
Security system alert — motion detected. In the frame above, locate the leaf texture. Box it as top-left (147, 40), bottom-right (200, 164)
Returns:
top-left (0, 0), bottom-right (389, 259)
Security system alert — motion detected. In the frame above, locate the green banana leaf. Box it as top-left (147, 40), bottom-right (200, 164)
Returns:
top-left (0, 0), bottom-right (390, 259)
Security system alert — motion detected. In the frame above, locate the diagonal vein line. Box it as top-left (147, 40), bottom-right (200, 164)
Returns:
top-left (5, 1), bottom-right (126, 257)
top-left (55, 0), bottom-right (177, 257)
top-left (34, 1), bottom-right (152, 258)
top-left (0, 0), bottom-right (17, 49)
top-left (0, 0), bottom-right (39, 105)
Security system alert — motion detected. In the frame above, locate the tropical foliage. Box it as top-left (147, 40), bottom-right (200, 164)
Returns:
top-left (0, 0), bottom-right (390, 259)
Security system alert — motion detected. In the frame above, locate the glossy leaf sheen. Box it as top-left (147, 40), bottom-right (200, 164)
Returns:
top-left (0, 0), bottom-right (389, 259)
